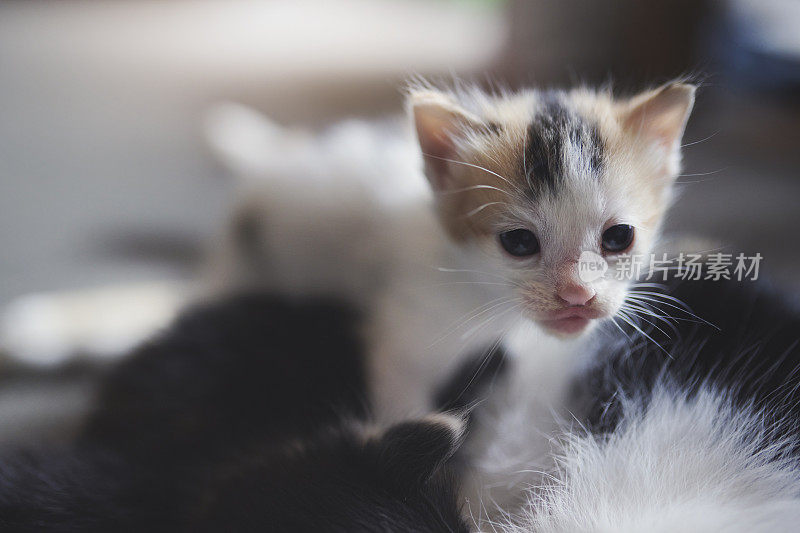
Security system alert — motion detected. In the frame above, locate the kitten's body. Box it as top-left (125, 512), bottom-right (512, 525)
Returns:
top-left (206, 107), bottom-right (521, 420)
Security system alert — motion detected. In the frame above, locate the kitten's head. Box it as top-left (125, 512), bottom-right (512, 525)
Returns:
top-left (408, 81), bottom-right (695, 337)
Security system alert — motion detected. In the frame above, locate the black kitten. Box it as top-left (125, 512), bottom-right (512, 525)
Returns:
top-left (0, 294), bottom-right (469, 532)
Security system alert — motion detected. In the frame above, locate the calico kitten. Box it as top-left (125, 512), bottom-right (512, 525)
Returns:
top-left (0, 294), bottom-right (469, 532)
top-left (212, 82), bottom-right (696, 419)
top-left (197, 82), bottom-right (699, 523)
top-left (2, 80), bottom-right (697, 422)
top-left (369, 80), bottom-right (696, 419)
top-left (198, 82), bottom-right (700, 520)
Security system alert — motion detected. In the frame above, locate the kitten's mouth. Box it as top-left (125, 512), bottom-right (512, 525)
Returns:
top-left (538, 308), bottom-right (604, 336)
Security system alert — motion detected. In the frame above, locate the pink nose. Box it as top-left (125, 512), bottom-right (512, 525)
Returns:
top-left (557, 284), bottom-right (596, 306)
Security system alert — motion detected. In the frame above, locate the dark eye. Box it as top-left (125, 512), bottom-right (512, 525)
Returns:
top-left (602, 224), bottom-right (634, 253)
top-left (499, 229), bottom-right (540, 257)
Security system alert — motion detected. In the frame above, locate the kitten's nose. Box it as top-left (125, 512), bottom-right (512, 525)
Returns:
top-left (557, 283), bottom-right (596, 307)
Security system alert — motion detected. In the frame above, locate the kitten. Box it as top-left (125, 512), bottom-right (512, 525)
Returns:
top-left (373, 80), bottom-right (695, 419)
top-left (199, 82), bottom-right (697, 522)
top-left (0, 293), bottom-right (470, 532)
top-left (210, 81), bottom-right (696, 424)
top-left (1, 80), bottom-right (696, 423)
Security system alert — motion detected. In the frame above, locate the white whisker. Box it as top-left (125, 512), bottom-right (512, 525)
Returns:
top-left (616, 308), bottom-right (673, 358)
top-left (437, 184), bottom-right (510, 196)
top-left (465, 201), bottom-right (506, 218)
top-left (421, 152), bottom-right (527, 198)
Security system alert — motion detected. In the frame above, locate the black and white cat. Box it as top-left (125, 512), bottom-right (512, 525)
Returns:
top-left (502, 278), bottom-right (800, 532)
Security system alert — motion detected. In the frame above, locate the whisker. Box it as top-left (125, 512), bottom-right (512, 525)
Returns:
top-left (627, 290), bottom-right (719, 329)
top-left (620, 305), bottom-right (674, 339)
top-left (421, 152), bottom-right (527, 199)
top-left (677, 167), bottom-right (728, 178)
top-left (460, 300), bottom-right (522, 342)
top-left (426, 296), bottom-right (519, 349)
top-left (465, 201), bottom-right (506, 218)
top-left (437, 184), bottom-right (510, 196)
top-left (625, 299), bottom-right (704, 326)
top-left (609, 315), bottom-right (632, 341)
top-left (681, 130), bottom-right (719, 148)
top-left (616, 309), bottom-right (673, 359)
top-left (422, 281), bottom-right (512, 288)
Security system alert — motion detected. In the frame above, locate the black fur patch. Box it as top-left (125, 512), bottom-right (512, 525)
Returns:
top-left (376, 418), bottom-right (464, 490)
top-left (0, 447), bottom-right (145, 533)
top-left (83, 293), bottom-right (369, 463)
top-left (581, 278), bottom-right (800, 456)
top-left (189, 424), bottom-right (469, 532)
top-left (523, 93), bottom-right (604, 197)
top-left (434, 343), bottom-right (507, 415)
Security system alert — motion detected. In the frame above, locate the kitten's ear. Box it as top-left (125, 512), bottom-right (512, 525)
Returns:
top-left (621, 82), bottom-right (696, 150)
top-left (407, 90), bottom-right (483, 190)
top-left (374, 412), bottom-right (466, 489)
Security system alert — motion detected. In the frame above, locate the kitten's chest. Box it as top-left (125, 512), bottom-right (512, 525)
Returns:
top-left (366, 262), bottom-right (514, 421)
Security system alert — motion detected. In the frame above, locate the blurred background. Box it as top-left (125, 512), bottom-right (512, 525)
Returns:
top-left (0, 0), bottom-right (799, 441)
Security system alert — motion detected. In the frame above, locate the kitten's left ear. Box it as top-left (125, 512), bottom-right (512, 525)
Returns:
top-left (407, 89), bottom-right (484, 191)
top-left (621, 82), bottom-right (696, 151)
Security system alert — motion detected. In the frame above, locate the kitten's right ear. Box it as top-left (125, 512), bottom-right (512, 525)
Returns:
top-left (407, 90), bottom-right (483, 191)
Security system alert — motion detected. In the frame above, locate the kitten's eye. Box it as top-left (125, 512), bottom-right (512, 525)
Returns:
top-left (602, 224), bottom-right (635, 253)
top-left (499, 229), bottom-right (540, 257)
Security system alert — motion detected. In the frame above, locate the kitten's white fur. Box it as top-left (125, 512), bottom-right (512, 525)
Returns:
top-left (503, 382), bottom-right (800, 533)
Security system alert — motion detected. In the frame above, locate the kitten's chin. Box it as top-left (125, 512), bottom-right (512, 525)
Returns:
top-left (538, 316), bottom-right (595, 337)
top-left (533, 307), bottom-right (608, 338)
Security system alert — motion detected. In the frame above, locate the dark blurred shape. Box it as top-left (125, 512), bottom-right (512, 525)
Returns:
top-left (713, 0), bottom-right (800, 94)
top-left (503, 0), bottom-right (715, 89)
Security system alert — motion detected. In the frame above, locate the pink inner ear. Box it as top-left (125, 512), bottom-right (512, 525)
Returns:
top-left (623, 85), bottom-right (695, 150)
top-left (413, 106), bottom-right (460, 190)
